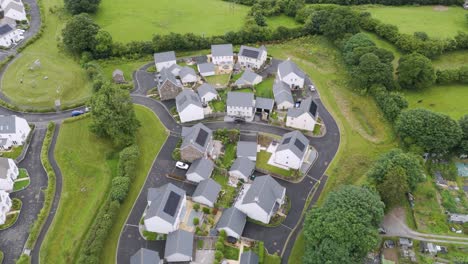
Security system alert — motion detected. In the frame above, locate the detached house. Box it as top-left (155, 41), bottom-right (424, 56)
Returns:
top-left (180, 123), bottom-right (213, 162)
top-left (198, 62), bottom-right (216, 77)
top-left (192, 178), bottom-right (221, 207)
top-left (154, 51), bottom-right (177, 72)
top-left (277, 60), bottom-right (306, 89)
top-left (0, 115), bottom-right (31, 150)
top-left (211, 44), bottom-right (234, 65)
top-left (1, 0), bottom-right (28, 22)
top-left (0, 157), bottom-right (18, 192)
top-left (234, 69), bottom-right (262, 88)
top-left (186, 158), bottom-right (214, 183)
top-left (229, 157), bottom-right (255, 182)
top-left (130, 248), bottom-right (161, 264)
top-left (235, 175), bottom-right (286, 224)
top-left (179, 66), bottom-right (198, 84)
top-left (216, 207), bottom-right (247, 239)
top-left (175, 89), bottom-right (204, 123)
top-left (238, 45), bottom-right (267, 69)
top-left (286, 97), bottom-right (319, 132)
top-left (273, 78), bottom-right (294, 110)
top-left (274, 131), bottom-right (309, 170)
top-left (197, 83), bottom-right (218, 104)
top-left (165, 230), bottom-right (194, 263)
top-left (144, 183), bottom-right (186, 234)
top-left (226, 92), bottom-right (255, 119)
top-left (0, 190), bottom-right (11, 225)
top-left (157, 68), bottom-right (182, 101)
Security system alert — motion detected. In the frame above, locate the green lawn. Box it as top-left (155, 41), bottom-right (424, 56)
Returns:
top-left (236, 88), bottom-right (254, 93)
top-left (213, 173), bottom-right (236, 208)
top-left (224, 245), bottom-right (240, 260)
top-left (219, 143), bottom-right (236, 168)
top-left (211, 100), bottom-right (226, 112)
top-left (0, 199), bottom-right (21, 230)
top-left (98, 57), bottom-right (152, 82)
top-left (1, 0), bottom-right (91, 109)
top-left (264, 252), bottom-right (281, 264)
top-left (288, 232), bottom-right (305, 263)
top-left (205, 74), bottom-right (231, 87)
top-left (0, 145), bottom-right (23, 159)
top-left (432, 50), bottom-right (468, 69)
top-left (256, 150), bottom-right (294, 177)
top-left (255, 76), bottom-right (274, 98)
top-left (93, 0), bottom-right (250, 42)
top-left (13, 169), bottom-right (30, 191)
top-left (364, 6), bottom-right (468, 38)
top-left (265, 15), bottom-right (301, 29)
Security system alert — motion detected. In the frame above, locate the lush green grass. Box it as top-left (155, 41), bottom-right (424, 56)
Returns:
top-left (256, 150), bottom-right (294, 177)
top-left (93, 0), bottom-right (250, 42)
top-left (288, 231), bottom-right (305, 263)
top-left (211, 100), bottom-right (226, 112)
top-left (213, 173), bottom-right (236, 208)
top-left (224, 245), bottom-right (240, 260)
top-left (13, 169), bottom-right (30, 191)
top-left (265, 15), bottom-right (301, 29)
top-left (413, 179), bottom-right (449, 234)
top-left (0, 145), bottom-right (23, 159)
top-left (205, 74), bottom-right (231, 87)
top-left (0, 250), bottom-right (3, 263)
top-left (98, 57), bottom-right (152, 82)
top-left (432, 50), bottom-right (468, 69)
top-left (0, 199), bottom-right (22, 230)
top-left (264, 252), bottom-right (281, 264)
top-left (219, 143), bottom-right (236, 168)
top-left (364, 5), bottom-right (468, 38)
top-left (235, 88), bottom-right (254, 93)
top-left (1, 0), bottom-right (91, 109)
top-left (255, 76), bottom-right (274, 98)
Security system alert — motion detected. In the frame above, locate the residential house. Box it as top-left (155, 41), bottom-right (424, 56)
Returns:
top-left (277, 60), bottom-right (306, 89)
top-left (157, 68), bottom-right (182, 101)
top-left (449, 213), bottom-right (468, 224)
top-left (175, 89), bottom-right (204, 123)
top-left (420, 242), bottom-right (438, 255)
top-left (234, 69), bottom-right (262, 87)
top-left (180, 123), bottom-right (213, 162)
top-left (179, 66), bottom-right (198, 84)
top-left (211, 44), bottom-right (234, 65)
top-left (112, 69), bottom-right (125, 84)
top-left (273, 130), bottom-right (309, 170)
top-left (240, 251), bottom-right (259, 264)
top-left (168, 64), bottom-right (182, 77)
top-left (238, 45), bottom-right (267, 70)
top-left (273, 78), bottom-right (294, 110)
top-left (237, 141), bottom-right (257, 161)
top-left (1, 0), bottom-right (27, 22)
top-left (399, 237), bottom-right (413, 249)
top-left (235, 175), bottom-right (286, 224)
top-left (255, 97), bottom-right (274, 116)
top-left (198, 62), bottom-right (216, 77)
top-left (154, 51), bottom-right (177, 72)
top-left (0, 23), bottom-right (23, 47)
top-left (0, 190), bottom-right (11, 225)
top-left (144, 183), bottom-right (186, 234)
top-left (216, 207), bottom-right (247, 239)
top-left (186, 158), bottom-right (214, 183)
top-left (229, 157), bottom-right (255, 182)
top-left (226, 92), bottom-right (255, 119)
top-left (164, 230), bottom-right (194, 263)
top-left (0, 157), bottom-right (18, 192)
top-left (130, 248), bottom-right (161, 264)
top-left (197, 83), bottom-right (218, 104)
top-left (0, 115), bottom-right (31, 150)
top-left (286, 97), bottom-right (319, 132)
top-left (192, 178), bottom-right (221, 207)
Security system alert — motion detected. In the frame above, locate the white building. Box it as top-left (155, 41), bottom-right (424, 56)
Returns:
top-left (0, 190), bottom-right (11, 225)
top-left (277, 60), bottom-right (306, 89)
top-left (153, 51), bottom-right (177, 72)
top-left (179, 66), bottom-right (197, 84)
top-left (1, 0), bottom-right (28, 22)
top-left (165, 230), bottom-right (194, 263)
top-left (175, 90), bottom-right (204, 123)
top-left (286, 97), bottom-right (319, 132)
top-left (273, 78), bottom-right (294, 110)
top-left (238, 45), bottom-right (267, 69)
top-left (197, 62), bottom-right (216, 77)
top-left (0, 157), bottom-right (18, 192)
top-left (0, 24), bottom-right (23, 47)
top-left (216, 207), bottom-right (246, 239)
top-left (274, 131), bottom-right (309, 170)
top-left (192, 179), bottom-right (221, 208)
top-left (0, 115), bottom-right (31, 150)
top-left (211, 44), bottom-right (234, 65)
top-left (197, 83), bottom-right (218, 104)
top-left (234, 69), bottom-right (263, 88)
top-left (229, 157), bottom-right (255, 182)
top-left (226, 92), bottom-right (254, 119)
top-left (144, 183), bottom-right (186, 234)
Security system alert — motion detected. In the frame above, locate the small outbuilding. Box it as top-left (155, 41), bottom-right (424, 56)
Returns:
top-left (216, 207), bottom-right (247, 239)
top-left (192, 178), bottom-right (221, 207)
top-left (112, 69), bottom-right (125, 84)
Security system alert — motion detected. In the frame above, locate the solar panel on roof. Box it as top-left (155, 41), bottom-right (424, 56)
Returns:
top-left (241, 49), bottom-right (260, 59)
top-left (309, 100), bottom-right (318, 116)
top-left (195, 129), bottom-right (208, 146)
top-left (164, 191), bottom-right (181, 216)
top-left (294, 139), bottom-right (306, 152)
top-left (283, 137), bottom-right (291, 145)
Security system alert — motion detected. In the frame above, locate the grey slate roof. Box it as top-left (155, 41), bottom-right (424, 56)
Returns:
top-left (197, 83), bottom-right (218, 98)
top-left (0, 116), bottom-right (16, 134)
top-left (227, 92), bottom-right (254, 108)
top-left (240, 251), bottom-right (259, 264)
top-left (176, 89), bottom-right (202, 112)
top-left (145, 183), bottom-right (185, 225)
top-left (239, 45), bottom-right (265, 60)
top-left (287, 96), bottom-right (318, 118)
top-left (276, 130), bottom-right (309, 160)
top-left (255, 97), bottom-right (274, 111)
top-left (242, 175), bottom-right (285, 214)
top-left (211, 44), bottom-right (233, 57)
top-left (130, 248), bottom-right (160, 264)
top-left (273, 79), bottom-right (293, 105)
top-left (165, 230), bottom-right (194, 259)
top-left (216, 207), bottom-right (247, 237)
top-left (192, 178), bottom-right (221, 204)
top-left (181, 123), bottom-right (212, 153)
top-left (154, 51), bottom-right (176, 64)
top-left (237, 141), bottom-right (257, 159)
top-left (0, 24), bottom-right (13, 36)
top-left (0, 158), bottom-right (11, 179)
top-left (168, 64), bottom-right (182, 76)
top-left (198, 62), bottom-right (215, 74)
top-left (159, 67), bottom-right (181, 87)
top-left (235, 70), bottom-right (261, 86)
top-left (278, 60), bottom-right (305, 79)
top-left (187, 158), bottom-right (214, 180)
top-left (179, 66), bottom-right (197, 79)
top-left (230, 157), bottom-right (255, 178)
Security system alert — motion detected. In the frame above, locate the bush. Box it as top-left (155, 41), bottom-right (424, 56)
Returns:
top-left (118, 145), bottom-right (140, 178)
top-left (202, 207), bottom-right (211, 214)
top-left (193, 217), bottom-right (200, 226)
top-left (216, 241), bottom-right (225, 251)
top-left (193, 203), bottom-right (200, 212)
top-left (110, 176), bottom-right (131, 202)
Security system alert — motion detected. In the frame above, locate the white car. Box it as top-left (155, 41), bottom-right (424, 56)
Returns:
top-left (309, 84), bottom-right (316, 92)
top-left (175, 161), bottom-right (189, 170)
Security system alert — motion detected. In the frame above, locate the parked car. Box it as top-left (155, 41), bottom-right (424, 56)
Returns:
top-left (71, 110), bottom-right (84, 117)
top-left (175, 161), bottom-right (189, 170)
top-left (379, 227), bottom-right (387, 234)
top-left (84, 107), bottom-right (91, 113)
top-left (234, 117), bottom-right (245, 123)
top-left (309, 84), bottom-right (316, 92)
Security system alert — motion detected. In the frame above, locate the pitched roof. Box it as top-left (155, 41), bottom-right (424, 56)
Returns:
top-left (287, 97), bottom-right (318, 118)
top-left (255, 97), bottom-right (274, 111)
top-left (241, 175), bottom-right (285, 213)
top-left (211, 44), bottom-right (233, 57)
top-left (0, 24), bottom-right (13, 36)
top-left (187, 158), bottom-right (214, 180)
top-left (168, 64), bottom-right (182, 76)
top-left (0, 116), bottom-right (16, 134)
top-left (179, 66), bottom-right (197, 78)
top-left (154, 51), bottom-right (176, 63)
top-left (0, 158), bottom-right (12, 179)
top-left (278, 60), bottom-right (305, 79)
top-left (198, 62), bottom-right (215, 73)
top-left (197, 83), bottom-right (218, 98)
top-left (181, 123), bottom-right (212, 153)
top-left (240, 251), bottom-right (259, 264)
top-left (176, 89), bottom-right (202, 112)
top-left (237, 141), bottom-right (257, 159)
top-left (130, 248), bottom-right (160, 264)
top-left (227, 92), bottom-right (254, 108)
top-left (192, 178), bottom-right (221, 204)
top-left (273, 79), bottom-right (293, 105)
top-left (276, 130), bottom-right (309, 159)
top-left (165, 230), bottom-right (194, 259)
top-left (145, 183), bottom-right (185, 225)
top-left (217, 207), bottom-right (247, 236)
top-left (159, 67), bottom-right (180, 87)
top-left (230, 157), bottom-right (255, 178)
top-left (239, 45), bottom-right (266, 60)
top-left (235, 70), bottom-right (261, 86)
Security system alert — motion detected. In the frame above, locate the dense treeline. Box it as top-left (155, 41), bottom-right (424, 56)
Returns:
top-left (64, 0), bottom-right (101, 15)
top-left (224, 0), bottom-right (463, 5)
top-left (436, 66), bottom-right (468, 84)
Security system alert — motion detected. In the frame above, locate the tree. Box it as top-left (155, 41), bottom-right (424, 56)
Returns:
top-left (397, 53), bottom-right (435, 90)
top-left (64, 0), bottom-right (101, 15)
top-left (373, 88), bottom-right (408, 122)
top-left (303, 185), bottom-right (384, 264)
top-left (253, 12), bottom-right (267, 27)
top-left (93, 30), bottom-right (113, 58)
top-left (459, 115), bottom-right (468, 153)
top-left (352, 53), bottom-right (394, 90)
top-left (110, 176), bottom-right (130, 202)
top-left (118, 145), bottom-right (140, 178)
top-left (396, 109), bottom-right (463, 153)
top-left (89, 83), bottom-right (140, 147)
top-left (62, 14), bottom-right (100, 55)
top-left (377, 166), bottom-right (409, 208)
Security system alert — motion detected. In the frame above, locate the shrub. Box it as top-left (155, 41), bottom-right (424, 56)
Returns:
top-left (110, 176), bottom-right (131, 202)
top-left (193, 217), bottom-right (200, 226)
top-left (202, 207), bottom-right (211, 214)
top-left (216, 241), bottom-right (225, 251)
top-left (193, 203), bottom-right (200, 211)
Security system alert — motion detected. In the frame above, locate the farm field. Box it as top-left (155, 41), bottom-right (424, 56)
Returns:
top-left (432, 50), bottom-right (468, 69)
top-left (364, 6), bottom-right (468, 38)
top-left (1, 0), bottom-right (91, 109)
top-left (94, 0), bottom-right (250, 43)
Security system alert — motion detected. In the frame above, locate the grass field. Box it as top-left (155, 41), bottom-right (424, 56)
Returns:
top-left (213, 173), bottom-right (236, 208)
top-left (256, 150), bottom-right (294, 177)
top-left (205, 74), bottom-right (231, 87)
top-left (432, 50), bottom-right (468, 69)
top-left (0, 145), bottom-right (23, 159)
top-left (94, 0), bottom-right (250, 42)
top-left (255, 76), bottom-right (274, 98)
top-left (98, 57), bottom-right (152, 82)
top-left (1, 0), bottom-right (91, 109)
top-left (265, 15), bottom-right (301, 29)
top-left (364, 6), bottom-right (468, 38)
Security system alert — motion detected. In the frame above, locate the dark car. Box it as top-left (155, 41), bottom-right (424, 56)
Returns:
top-left (234, 117), bottom-right (245, 123)
top-left (71, 110), bottom-right (84, 117)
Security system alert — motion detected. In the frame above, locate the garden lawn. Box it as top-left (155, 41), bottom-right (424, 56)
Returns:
top-left (98, 57), bottom-right (152, 82)
top-left (255, 76), bottom-right (274, 98)
top-left (265, 15), bottom-right (301, 29)
top-left (0, 145), bottom-right (23, 159)
top-left (256, 150), bottom-right (293, 177)
top-left (224, 245), bottom-right (240, 260)
top-left (94, 0), bottom-right (250, 42)
top-left (219, 143), bottom-right (236, 168)
top-left (213, 173), bottom-right (236, 208)
top-left (13, 169), bottom-right (30, 191)
top-left (364, 6), bottom-right (468, 38)
top-left (1, 0), bottom-right (91, 109)
top-left (205, 74), bottom-right (231, 87)
top-left (413, 179), bottom-right (449, 234)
